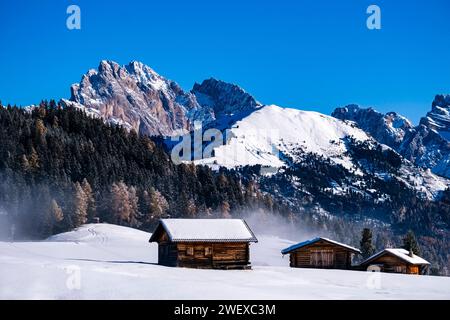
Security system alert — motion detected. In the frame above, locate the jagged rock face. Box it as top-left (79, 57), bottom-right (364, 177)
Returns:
top-left (399, 124), bottom-right (450, 177)
top-left (69, 61), bottom-right (262, 135)
top-left (399, 95), bottom-right (450, 177)
top-left (332, 104), bottom-right (413, 149)
top-left (70, 60), bottom-right (200, 136)
top-left (421, 94), bottom-right (450, 140)
top-left (191, 78), bottom-right (262, 129)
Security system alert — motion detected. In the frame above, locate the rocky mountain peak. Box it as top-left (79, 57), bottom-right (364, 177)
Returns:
top-left (192, 78), bottom-right (262, 117)
top-left (332, 104), bottom-right (412, 149)
top-left (420, 94), bottom-right (450, 138)
top-left (69, 60), bottom-right (201, 136)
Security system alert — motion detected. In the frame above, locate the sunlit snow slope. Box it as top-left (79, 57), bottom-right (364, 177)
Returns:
top-left (196, 105), bottom-right (370, 170)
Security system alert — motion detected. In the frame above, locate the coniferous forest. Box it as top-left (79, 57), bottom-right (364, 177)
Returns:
top-left (0, 101), bottom-right (283, 240)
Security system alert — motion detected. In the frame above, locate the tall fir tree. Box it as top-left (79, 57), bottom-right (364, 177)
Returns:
top-left (402, 230), bottom-right (421, 255)
top-left (360, 228), bottom-right (375, 259)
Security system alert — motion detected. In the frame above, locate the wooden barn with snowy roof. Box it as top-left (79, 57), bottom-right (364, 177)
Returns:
top-left (359, 248), bottom-right (430, 275)
top-left (149, 219), bottom-right (258, 269)
top-left (281, 237), bottom-right (361, 269)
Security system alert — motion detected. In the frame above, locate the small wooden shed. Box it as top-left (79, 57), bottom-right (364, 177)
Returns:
top-left (281, 237), bottom-right (361, 269)
top-left (149, 219), bottom-right (258, 269)
top-left (359, 248), bottom-right (430, 275)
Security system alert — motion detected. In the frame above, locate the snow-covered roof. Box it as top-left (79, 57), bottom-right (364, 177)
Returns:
top-left (149, 219), bottom-right (258, 243)
top-left (281, 237), bottom-right (361, 255)
top-left (360, 248), bottom-right (430, 266)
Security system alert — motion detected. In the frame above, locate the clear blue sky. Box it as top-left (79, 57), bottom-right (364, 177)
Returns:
top-left (1, 0), bottom-right (449, 123)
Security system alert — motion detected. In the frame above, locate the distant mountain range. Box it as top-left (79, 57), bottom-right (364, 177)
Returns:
top-left (62, 60), bottom-right (450, 185)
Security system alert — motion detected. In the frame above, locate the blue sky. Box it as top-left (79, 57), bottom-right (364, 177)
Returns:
top-left (0, 0), bottom-right (449, 123)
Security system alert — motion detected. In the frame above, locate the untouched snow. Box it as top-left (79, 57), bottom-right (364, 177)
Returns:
top-left (0, 223), bottom-right (449, 300)
top-left (155, 219), bottom-right (257, 242)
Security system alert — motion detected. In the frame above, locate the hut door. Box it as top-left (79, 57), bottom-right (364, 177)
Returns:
top-left (310, 250), bottom-right (334, 268)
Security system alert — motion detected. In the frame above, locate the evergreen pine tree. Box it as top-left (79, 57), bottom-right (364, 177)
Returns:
top-left (402, 230), bottom-right (421, 255)
top-left (360, 228), bottom-right (375, 259)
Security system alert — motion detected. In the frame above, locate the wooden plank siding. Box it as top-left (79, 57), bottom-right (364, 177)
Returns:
top-left (287, 241), bottom-right (355, 270)
top-left (361, 254), bottom-right (421, 275)
top-left (176, 242), bottom-right (250, 269)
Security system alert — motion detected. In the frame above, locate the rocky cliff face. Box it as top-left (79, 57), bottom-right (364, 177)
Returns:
top-left (421, 94), bottom-right (450, 139)
top-left (399, 95), bottom-right (450, 177)
top-left (68, 61), bottom-right (261, 136)
top-left (332, 104), bottom-right (413, 149)
top-left (191, 78), bottom-right (262, 128)
top-left (69, 60), bottom-right (200, 136)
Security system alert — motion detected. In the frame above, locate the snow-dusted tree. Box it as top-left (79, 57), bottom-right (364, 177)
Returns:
top-left (28, 147), bottom-right (40, 171)
top-left (128, 186), bottom-right (140, 227)
top-left (50, 199), bottom-right (64, 223)
top-left (110, 182), bottom-right (131, 225)
top-left (220, 200), bottom-right (231, 218)
top-left (145, 187), bottom-right (169, 223)
top-left (186, 198), bottom-right (197, 217)
top-left (73, 182), bottom-right (88, 227)
top-left (81, 178), bottom-right (96, 222)
top-left (34, 118), bottom-right (47, 145)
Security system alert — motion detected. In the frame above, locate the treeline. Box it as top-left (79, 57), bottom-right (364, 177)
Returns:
top-left (0, 101), bottom-right (283, 239)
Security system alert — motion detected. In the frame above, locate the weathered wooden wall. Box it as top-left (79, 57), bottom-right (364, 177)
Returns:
top-left (288, 242), bottom-right (353, 269)
top-left (362, 254), bottom-right (420, 275)
top-left (176, 242), bottom-right (250, 269)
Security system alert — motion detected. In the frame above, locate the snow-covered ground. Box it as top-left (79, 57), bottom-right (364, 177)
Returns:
top-left (0, 224), bottom-right (449, 300)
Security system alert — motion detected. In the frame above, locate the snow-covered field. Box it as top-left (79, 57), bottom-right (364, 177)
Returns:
top-left (0, 224), bottom-right (449, 300)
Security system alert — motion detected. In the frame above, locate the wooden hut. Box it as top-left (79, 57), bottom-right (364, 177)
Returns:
top-left (149, 219), bottom-right (258, 269)
top-left (359, 248), bottom-right (430, 275)
top-left (281, 237), bottom-right (360, 269)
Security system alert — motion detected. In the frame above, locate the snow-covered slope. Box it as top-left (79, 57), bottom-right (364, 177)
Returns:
top-left (196, 105), bottom-right (370, 170)
top-left (1, 224), bottom-right (449, 299)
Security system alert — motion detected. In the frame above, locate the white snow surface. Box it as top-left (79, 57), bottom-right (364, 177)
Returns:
top-left (0, 223), bottom-right (449, 300)
top-left (155, 219), bottom-right (257, 242)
